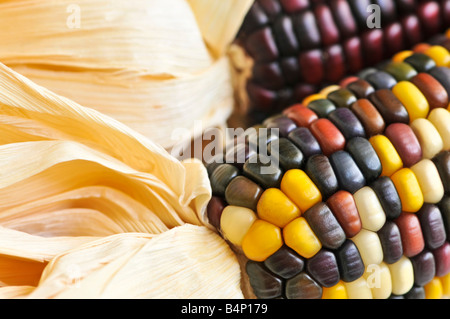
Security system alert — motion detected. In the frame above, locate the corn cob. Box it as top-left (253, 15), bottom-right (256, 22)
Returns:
top-left (207, 40), bottom-right (450, 299)
top-left (232, 0), bottom-right (450, 120)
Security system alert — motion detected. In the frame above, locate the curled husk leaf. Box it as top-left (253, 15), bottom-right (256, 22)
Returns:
top-left (0, 59), bottom-right (243, 298)
top-left (0, 0), bottom-right (253, 149)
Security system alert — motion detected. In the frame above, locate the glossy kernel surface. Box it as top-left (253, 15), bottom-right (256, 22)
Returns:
top-left (370, 135), bottom-right (403, 177)
top-left (410, 118), bottom-right (444, 160)
top-left (242, 219), bottom-right (283, 262)
top-left (326, 190), bottom-right (362, 238)
top-left (257, 188), bottom-right (301, 228)
top-left (353, 186), bottom-right (387, 232)
top-left (284, 217), bottom-right (322, 259)
top-left (221, 206), bottom-right (257, 247)
top-left (391, 168), bottom-right (424, 213)
top-left (281, 169), bottom-right (322, 212)
top-left (392, 81), bottom-right (429, 122)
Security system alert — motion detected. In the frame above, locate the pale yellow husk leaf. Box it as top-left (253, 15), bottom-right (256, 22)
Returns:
top-left (0, 61), bottom-right (213, 227)
top-left (186, 0), bottom-right (254, 57)
top-left (0, 0), bottom-right (253, 149)
top-left (0, 286), bottom-right (35, 299)
top-left (0, 57), bottom-right (243, 297)
top-left (24, 225), bottom-right (243, 299)
top-left (0, 225), bottom-right (97, 287)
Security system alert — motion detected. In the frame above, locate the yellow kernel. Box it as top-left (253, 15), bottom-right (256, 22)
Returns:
top-left (428, 108), bottom-right (450, 151)
top-left (220, 206), bottom-right (257, 246)
top-left (319, 85), bottom-right (341, 97)
top-left (410, 118), bottom-right (444, 159)
top-left (322, 281), bottom-right (348, 299)
top-left (425, 278), bottom-right (444, 299)
top-left (392, 50), bottom-right (413, 62)
top-left (283, 217), bottom-right (322, 259)
top-left (281, 169), bottom-right (322, 213)
top-left (392, 81), bottom-right (430, 122)
top-left (388, 256), bottom-right (414, 296)
top-left (302, 93), bottom-right (326, 106)
top-left (424, 45), bottom-right (450, 67)
top-left (439, 273), bottom-right (450, 297)
top-left (369, 135), bottom-right (403, 177)
top-left (257, 188), bottom-right (301, 228)
top-left (363, 262), bottom-right (392, 299)
top-left (391, 168), bottom-right (424, 213)
top-left (242, 219), bottom-right (283, 262)
top-left (344, 277), bottom-right (373, 299)
top-left (411, 159), bottom-right (444, 204)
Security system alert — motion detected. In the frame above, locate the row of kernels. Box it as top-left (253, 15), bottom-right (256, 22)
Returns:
top-left (242, 194), bottom-right (449, 272)
top-left (242, 198), bottom-right (449, 299)
top-left (323, 269), bottom-right (450, 299)
top-left (211, 145), bottom-right (449, 262)
top-left (247, 245), bottom-right (450, 299)
top-left (240, 2), bottom-right (450, 114)
top-left (243, 72), bottom-right (450, 198)
top-left (206, 42), bottom-right (448, 300)
top-left (210, 110), bottom-right (450, 257)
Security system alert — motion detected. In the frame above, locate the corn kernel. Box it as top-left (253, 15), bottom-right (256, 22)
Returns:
top-left (388, 256), bottom-right (414, 295)
top-left (363, 262), bottom-right (392, 299)
top-left (396, 212), bottom-right (425, 257)
top-left (411, 159), bottom-right (444, 204)
top-left (425, 278), bottom-right (444, 299)
top-left (391, 168), bottom-right (424, 213)
top-left (242, 220), bottom-right (283, 262)
top-left (427, 108), bottom-right (450, 150)
top-left (344, 277), bottom-right (373, 299)
top-left (220, 206), bottom-right (257, 246)
top-left (385, 123), bottom-right (422, 167)
top-left (326, 190), bottom-right (362, 238)
top-left (320, 85), bottom-right (341, 97)
top-left (285, 272), bottom-right (323, 299)
top-left (440, 273), bottom-right (450, 297)
top-left (302, 93), bottom-right (326, 106)
top-left (424, 45), bottom-right (450, 67)
top-left (257, 188), bottom-right (301, 228)
top-left (413, 43), bottom-right (431, 53)
top-left (369, 135), bottom-right (403, 177)
top-left (350, 229), bottom-right (384, 266)
top-left (392, 50), bottom-right (413, 62)
top-left (411, 118), bottom-right (444, 159)
top-left (353, 187), bottom-right (387, 232)
top-left (281, 169), bottom-right (322, 213)
top-left (392, 81), bottom-right (430, 122)
top-left (322, 281), bottom-right (348, 299)
top-left (283, 217), bottom-right (322, 259)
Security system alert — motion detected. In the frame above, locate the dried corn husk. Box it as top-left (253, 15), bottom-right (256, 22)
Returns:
top-left (0, 60), bottom-right (243, 298)
top-left (0, 225), bottom-right (243, 299)
top-left (24, 225), bottom-right (243, 299)
top-left (0, 0), bottom-right (253, 149)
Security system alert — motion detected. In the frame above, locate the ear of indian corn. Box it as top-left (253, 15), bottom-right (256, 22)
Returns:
top-left (207, 37), bottom-right (450, 299)
top-left (230, 0), bottom-right (450, 119)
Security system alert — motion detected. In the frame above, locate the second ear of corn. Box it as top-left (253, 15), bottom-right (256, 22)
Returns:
top-left (231, 0), bottom-right (450, 119)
